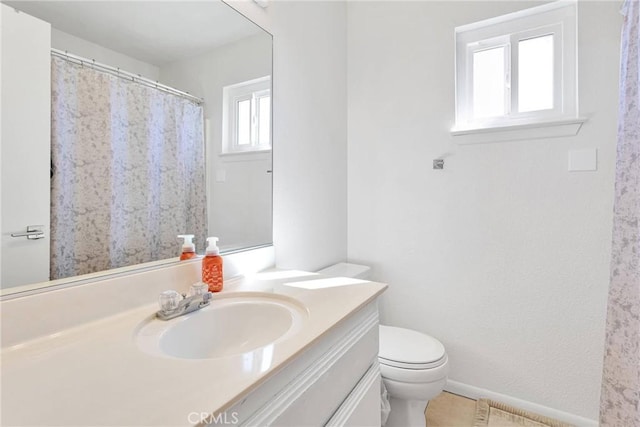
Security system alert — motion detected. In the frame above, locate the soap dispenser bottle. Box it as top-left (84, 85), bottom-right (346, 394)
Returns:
top-left (202, 237), bottom-right (223, 292)
top-left (177, 234), bottom-right (196, 260)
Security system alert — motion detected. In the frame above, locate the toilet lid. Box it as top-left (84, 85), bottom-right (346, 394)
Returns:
top-left (379, 325), bottom-right (446, 369)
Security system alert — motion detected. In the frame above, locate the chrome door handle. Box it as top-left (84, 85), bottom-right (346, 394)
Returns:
top-left (11, 225), bottom-right (45, 240)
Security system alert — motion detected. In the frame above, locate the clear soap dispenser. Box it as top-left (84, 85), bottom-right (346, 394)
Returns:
top-left (202, 237), bottom-right (223, 292)
top-left (177, 234), bottom-right (196, 260)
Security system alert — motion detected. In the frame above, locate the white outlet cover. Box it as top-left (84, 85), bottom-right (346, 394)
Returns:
top-left (216, 170), bottom-right (227, 183)
top-left (568, 148), bottom-right (597, 172)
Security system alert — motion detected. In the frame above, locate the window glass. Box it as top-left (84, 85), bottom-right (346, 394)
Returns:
top-left (473, 46), bottom-right (507, 119)
top-left (258, 96), bottom-right (270, 145)
top-left (518, 34), bottom-right (554, 112)
top-left (237, 99), bottom-right (251, 146)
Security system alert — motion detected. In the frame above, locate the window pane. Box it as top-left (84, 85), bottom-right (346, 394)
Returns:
top-left (258, 96), bottom-right (270, 145)
top-left (473, 46), bottom-right (507, 119)
top-left (518, 34), bottom-right (554, 112)
top-left (237, 99), bottom-right (251, 146)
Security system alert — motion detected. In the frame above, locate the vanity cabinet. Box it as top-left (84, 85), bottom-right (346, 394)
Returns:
top-left (0, 268), bottom-right (387, 426)
top-left (224, 301), bottom-right (381, 427)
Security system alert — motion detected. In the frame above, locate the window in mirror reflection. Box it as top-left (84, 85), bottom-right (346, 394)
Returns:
top-left (238, 99), bottom-right (252, 145)
top-left (258, 96), bottom-right (271, 145)
top-left (223, 76), bottom-right (271, 154)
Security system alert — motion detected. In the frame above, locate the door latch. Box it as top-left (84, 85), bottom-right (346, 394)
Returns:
top-left (11, 225), bottom-right (45, 240)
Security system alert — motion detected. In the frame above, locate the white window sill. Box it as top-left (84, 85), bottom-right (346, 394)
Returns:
top-left (219, 149), bottom-right (271, 162)
top-left (451, 117), bottom-right (587, 144)
top-left (220, 149), bottom-right (271, 157)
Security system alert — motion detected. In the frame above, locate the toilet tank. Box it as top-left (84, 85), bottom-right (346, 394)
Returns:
top-left (317, 262), bottom-right (372, 280)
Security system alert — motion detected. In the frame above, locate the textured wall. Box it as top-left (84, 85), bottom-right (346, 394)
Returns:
top-left (347, 1), bottom-right (620, 421)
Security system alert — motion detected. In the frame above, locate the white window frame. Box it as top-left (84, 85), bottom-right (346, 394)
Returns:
top-left (222, 76), bottom-right (271, 154)
top-left (453, 1), bottom-right (584, 141)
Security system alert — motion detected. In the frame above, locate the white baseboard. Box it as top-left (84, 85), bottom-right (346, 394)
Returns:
top-left (445, 380), bottom-right (598, 427)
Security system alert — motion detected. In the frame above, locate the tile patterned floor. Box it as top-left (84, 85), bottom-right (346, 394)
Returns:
top-left (425, 391), bottom-right (477, 427)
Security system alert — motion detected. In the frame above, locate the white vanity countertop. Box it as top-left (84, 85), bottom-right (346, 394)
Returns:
top-left (0, 270), bottom-right (386, 426)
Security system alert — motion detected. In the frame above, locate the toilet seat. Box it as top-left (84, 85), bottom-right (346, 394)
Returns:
top-left (379, 325), bottom-right (446, 366)
top-left (379, 354), bottom-right (448, 383)
top-left (379, 355), bottom-right (447, 370)
top-left (378, 325), bottom-right (449, 383)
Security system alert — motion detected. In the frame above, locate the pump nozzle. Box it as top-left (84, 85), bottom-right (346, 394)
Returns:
top-left (205, 236), bottom-right (220, 255)
top-left (178, 234), bottom-right (195, 252)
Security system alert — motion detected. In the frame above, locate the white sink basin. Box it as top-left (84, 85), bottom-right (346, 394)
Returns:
top-left (136, 293), bottom-right (308, 360)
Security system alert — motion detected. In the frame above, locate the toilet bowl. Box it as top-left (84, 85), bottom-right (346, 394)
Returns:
top-left (317, 263), bottom-right (449, 427)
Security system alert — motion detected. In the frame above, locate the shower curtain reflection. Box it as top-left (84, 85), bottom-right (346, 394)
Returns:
top-left (50, 56), bottom-right (207, 280)
top-left (600, 0), bottom-right (640, 424)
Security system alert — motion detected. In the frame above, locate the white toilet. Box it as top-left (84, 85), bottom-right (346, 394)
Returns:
top-left (317, 263), bottom-right (449, 427)
top-left (378, 325), bottom-right (448, 426)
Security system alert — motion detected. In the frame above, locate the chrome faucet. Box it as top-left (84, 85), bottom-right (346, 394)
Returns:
top-left (157, 289), bottom-right (212, 321)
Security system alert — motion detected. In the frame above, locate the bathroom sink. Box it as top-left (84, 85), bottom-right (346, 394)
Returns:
top-left (135, 293), bottom-right (308, 359)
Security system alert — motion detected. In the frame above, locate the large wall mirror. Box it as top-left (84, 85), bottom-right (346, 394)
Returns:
top-left (0, 1), bottom-right (273, 295)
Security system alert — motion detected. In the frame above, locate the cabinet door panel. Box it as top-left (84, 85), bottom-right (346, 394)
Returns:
top-left (326, 364), bottom-right (381, 427)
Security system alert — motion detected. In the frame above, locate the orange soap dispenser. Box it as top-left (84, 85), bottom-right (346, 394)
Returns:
top-left (202, 237), bottom-right (223, 292)
top-left (177, 234), bottom-right (196, 260)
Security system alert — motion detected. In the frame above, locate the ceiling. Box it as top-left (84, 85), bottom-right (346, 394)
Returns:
top-left (2, 1), bottom-right (264, 65)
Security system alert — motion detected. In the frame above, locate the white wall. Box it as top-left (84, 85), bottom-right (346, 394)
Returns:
top-left (227, 1), bottom-right (348, 271)
top-left (51, 29), bottom-right (159, 80)
top-left (347, 0), bottom-right (620, 422)
top-left (160, 34), bottom-right (272, 252)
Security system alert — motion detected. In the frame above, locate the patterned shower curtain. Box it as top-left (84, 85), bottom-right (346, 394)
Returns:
top-left (50, 56), bottom-right (207, 280)
top-left (600, 0), bottom-right (640, 425)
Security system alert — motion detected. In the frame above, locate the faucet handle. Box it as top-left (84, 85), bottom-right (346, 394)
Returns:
top-left (158, 290), bottom-right (182, 313)
top-left (189, 282), bottom-right (208, 296)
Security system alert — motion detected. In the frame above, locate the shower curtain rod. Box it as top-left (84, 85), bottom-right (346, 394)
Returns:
top-left (51, 48), bottom-right (204, 105)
